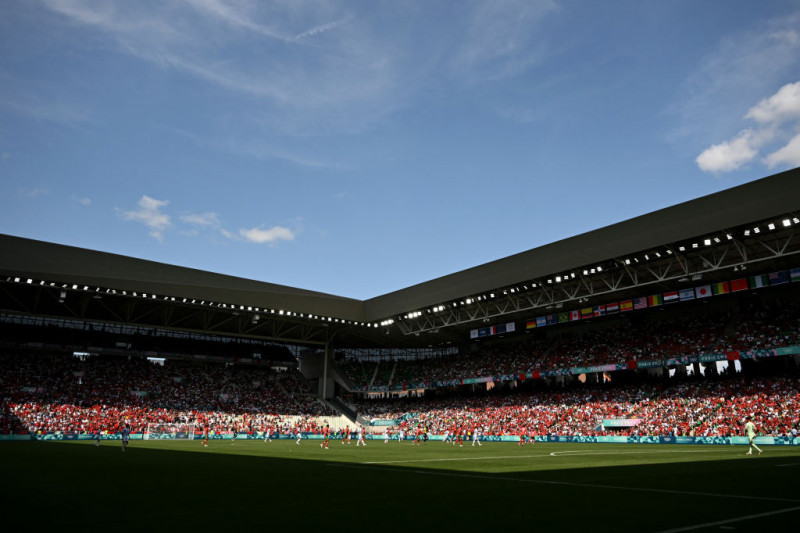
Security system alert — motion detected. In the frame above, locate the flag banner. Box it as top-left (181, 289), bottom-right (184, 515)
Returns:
top-left (526, 320), bottom-right (536, 329)
top-left (792, 268), bottom-right (800, 282)
top-left (726, 351), bottom-right (740, 361)
top-left (627, 360), bottom-right (638, 370)
top-left (536, 316), bottom-right (547, 327)
top-left (679, 288), bottom-right (695, 301)
top-left (606, 302), bottom-right (620, 313)
top-left (478, 322), bottom-right (515, 337)
top-left (711, 281), bottom-right (730, 295)
top-left (570, 310), bottom-right (580, 321)
top-left (749, 274), bottom-right (769, 289)
top-left (620, 300), bottom-right (633, 312)
top-left (581, 307), bottom-right (593, 319)
top-left (558, 312), bottom-right (569, 323)
top-left (647, 294), bottom-right (663, 307)
top-left (730, 278), bottom-right (748, 292)
top-left (547, 314), bottom-right (559, 325)
top-left (663, 291), bottom-right (679, 303)
top-left (769, 270), bottom-right (790, 285)
top-left (633, 297), bottom-right (648, 310)
top-left (695, 285), bottom-right (712, 298)
top-left (594, 305), bottom-right (606, 317)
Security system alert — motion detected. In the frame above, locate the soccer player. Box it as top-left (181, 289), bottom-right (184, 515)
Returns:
top-left (442, 429), bottom-right (451, 444)
top-left (295, 427), bottom-right (302, 445)
top-left (342, 426), bottom-right (350, 445)
top-left (398, 429), bottom-right (405, 442)
top-left (383, 428), bottom-right (389, 444)
top-left (121, 424), bottom-right (130, 452)
top-left (203, 426), bottom-right (209, 447)
top-left (744, 417), bottom-right (762, 455)
top-left (320, 425), bottom-right (330, 449)
top-left (356, 426), bottom-right (366, 446)
top-left (263, 425), bottom-right (272, 443)
top-left (94, 426), bottom-right (101, 447)
top-left (472, 426), bottom-right (482, 447)
top-left (231, 427), bottom-right (237, 445)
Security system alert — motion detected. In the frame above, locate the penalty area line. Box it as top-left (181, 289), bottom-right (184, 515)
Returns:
top-left (653, 505), bottom-right (800, 533)
top-left (325, 463), bottom-right (800, 504)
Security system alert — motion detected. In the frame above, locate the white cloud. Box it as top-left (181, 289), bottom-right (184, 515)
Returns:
top-left (293, 16), bottom-right (352, 41)
top-left (676, 12), bottom-right (800, 158)
top-left (696, 128), bottom-right (776, 173)
top-left (745, 80), bottom-right (800, 124)
top-left (21, 188), bottom-right (49, 197)
top-left (118, 195), bottom-right (171, 241)
top-left (239, 226), bottom-right (295, 244)
top-left (180, 212), bottom-right (221, 227)
top-left (451, 0), bottom-right (558, 83)
top-left (696, 131), bottom-right (759, 173)
top-left (696, 79), bottom-right (800, 173)
top-left (37, 0), bottom-right (559, 136)
top-left (76, 196), bottom-right (91, 206)
top-left (764, 133), bottom-right (800, 168)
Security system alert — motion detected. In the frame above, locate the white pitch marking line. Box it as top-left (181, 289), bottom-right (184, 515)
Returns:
top-left (653, 505), bottom-right (800, 533)
top-left (326, 464), bottom-right (800, 504)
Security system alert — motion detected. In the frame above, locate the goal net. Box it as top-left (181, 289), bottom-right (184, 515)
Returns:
top-left (144, 423), bottom-right (196, 440)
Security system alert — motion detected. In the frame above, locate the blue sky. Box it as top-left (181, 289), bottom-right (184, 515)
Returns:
top-left (2, 1), bottom-right (800, 300)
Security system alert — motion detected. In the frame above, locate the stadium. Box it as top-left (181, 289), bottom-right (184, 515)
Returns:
top-left (2, 167), bottom-right (799, 530)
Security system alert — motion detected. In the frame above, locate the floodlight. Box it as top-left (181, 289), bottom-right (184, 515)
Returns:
top-left (783, 219), bottom-right (791, 227)
top-left (768, 223), bottom-right (775, 230)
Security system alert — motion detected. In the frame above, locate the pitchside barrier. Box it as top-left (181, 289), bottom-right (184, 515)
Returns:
top-left (2, 433), bottom-right (798, 445)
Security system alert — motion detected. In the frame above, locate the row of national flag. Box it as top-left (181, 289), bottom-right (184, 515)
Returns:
top-left (525, 267), bottom-right (800, 330)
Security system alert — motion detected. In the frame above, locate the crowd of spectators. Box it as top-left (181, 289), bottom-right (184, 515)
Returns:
top-left (340, 294), bottom-right (800, 389)
top-left (3, 290), bottom-right (798, 439)
top-left (354, 375), bottom-right (799, 438)
top-left (0, 352), bottom-right (337, 435)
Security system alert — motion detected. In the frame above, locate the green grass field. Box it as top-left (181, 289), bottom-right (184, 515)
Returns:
top-left (3, 439), bottom-right (799, 531)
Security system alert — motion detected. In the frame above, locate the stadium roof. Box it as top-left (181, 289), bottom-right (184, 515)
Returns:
top-left (2, 167), bottom-right (799, 349)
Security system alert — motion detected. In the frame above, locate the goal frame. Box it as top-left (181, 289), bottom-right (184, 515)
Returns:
top-left (144, 423), bottom-right (196, 440)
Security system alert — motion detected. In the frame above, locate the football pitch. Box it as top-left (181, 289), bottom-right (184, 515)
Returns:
top-left (3, 439), bottom-right (800, 531)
